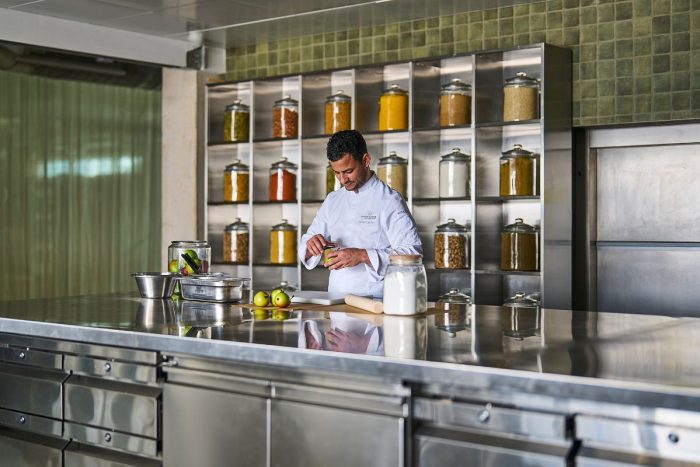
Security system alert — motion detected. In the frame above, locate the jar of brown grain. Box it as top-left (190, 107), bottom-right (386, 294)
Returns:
top-left (500, 218), bottom-right (538, 271)
top-left (224, 218), bottom-right (249, 264)
top-left (503, 72), bottom-right (539, 122)
top-left (434, 219), bottom-right (469, 269)
top-left (439, 78), bottom-right (471, 127)
top-left (273, 95), bottom-right (299, 138)
top-left (499, 144), bottom-right (538, 197)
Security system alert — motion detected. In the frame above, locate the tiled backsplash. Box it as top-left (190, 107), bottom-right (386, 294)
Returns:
top-left (226, 0), bottom-right (700, 127)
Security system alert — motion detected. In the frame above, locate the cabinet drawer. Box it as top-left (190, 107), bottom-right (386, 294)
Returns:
top-left (0, 346), bottom-right (62, 369)
top-left (65, 442), bottom-right (162, 467)
top-left (415, 427), bottom-right (569, 467)
top-left (0, 427), bottom-right (68, 467)
top-left (0, 407), bottom-right (62, 437)
top-left (65, 355), bottom-right (158, 384)
top-left (0, 363), bottom-right (65, 418)
top-left (414, 397), bottom-right (568, 442)
top-left (65, 375), bottom-right (160, 438)
top-left (576, 445), bottom-right (694, 467)
top-left (576, 415), bottom-right (700, 461)
top-left (65, 422), bottom-right (158, 458)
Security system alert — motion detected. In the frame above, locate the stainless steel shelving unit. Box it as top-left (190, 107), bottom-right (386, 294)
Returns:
top-left (202, 43), bottom-right (572, 308)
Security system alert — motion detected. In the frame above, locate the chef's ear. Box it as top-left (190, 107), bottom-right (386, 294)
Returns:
top-left (362, 153), bottom-right (371, 168)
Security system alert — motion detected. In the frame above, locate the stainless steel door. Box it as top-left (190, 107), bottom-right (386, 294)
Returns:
top-left (270, 399), bottom-right (404, 467)
top-left (0, 362), bottom-right (65, 418)
top-left (0, 427), bottom-right (68, 467)
top-left (415, 427), bottom-right (568, 467)
top-left (163, 383), bottom-right (268, 467)
top-left (64, 442), bottom-right (162, 467)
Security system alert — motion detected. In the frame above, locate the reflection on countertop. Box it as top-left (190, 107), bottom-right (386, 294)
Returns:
top-left (0, 292), bottom-right (699, 391)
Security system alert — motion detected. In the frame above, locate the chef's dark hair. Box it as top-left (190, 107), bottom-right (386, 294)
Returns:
top-left (327, 130), bottom-right (368, 162)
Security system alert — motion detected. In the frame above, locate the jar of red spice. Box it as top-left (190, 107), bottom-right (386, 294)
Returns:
top-left (269, 157), bottom-right (298, 202)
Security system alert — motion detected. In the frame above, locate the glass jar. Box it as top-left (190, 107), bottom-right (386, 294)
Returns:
top-left (499, 144), bottom-right (538, 197)
top-left (275, 280), bottom-right (298, 295)
top-left (273, 95), bottom-right (299, 138)
top-left (434, 219), bottom-right (469, 269)
top-left (435, 289), bottom-right (471, 335)
top-left (326, 163), bottom-right (341, 195)
top-left (168, 240), bottom-right (211, 276)
top-left (502, 291), bottom-right (541, 339)
top-left (500, 218), bottom-right (538, 271)
top-left (378, 84), bottom-right (408, 131)
top-left (223, 100), bottom-right (250, 142)
top-left (223, 159), bottom-right (249, 203)
top-left (439, 148), bottom-right (470, 198)
top-left (224, 218), bottom-right (249, 264)
top-left (376, 151), bottom-right (408, 199)
top-left (322, 243), bottom-right (338, 266)
top-left (383, 254), bottom-right (427, 315)
top-left (439, 78), bottom-right (471, 127)
top-left (503, 72), bottom-right (539, 122)
top-left (269, 157), bottom-right (297, 202)
top-left (269, 219), bottom-right (297, 265)
top-left (325, 90), bottom-right (351, 135)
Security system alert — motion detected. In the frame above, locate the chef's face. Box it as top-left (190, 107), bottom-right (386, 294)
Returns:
top-left (330, 153), bottom-right (371, 192)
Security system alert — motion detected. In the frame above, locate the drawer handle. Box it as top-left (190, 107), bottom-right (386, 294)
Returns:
top-left (104, 362), bottom-right (112, 373)
top-left (104, 433), bottom-right (112, 443)
top-left (668, 432), bottom-right (680, 444)
top-left (478, 406), bottom-right (491, 424)
top-left (18, 351), bottom-right (26, 360)
top-left (18, 415), bottom-right (26, 424)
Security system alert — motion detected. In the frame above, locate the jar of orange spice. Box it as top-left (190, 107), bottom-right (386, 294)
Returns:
top-left (269, 157), bottom-right (297, 202)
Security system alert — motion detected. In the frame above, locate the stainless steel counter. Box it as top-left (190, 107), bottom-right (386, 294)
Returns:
top-left (1, 293), bottom-right (699, 417)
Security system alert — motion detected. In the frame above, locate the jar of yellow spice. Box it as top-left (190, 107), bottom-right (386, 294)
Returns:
top-left (378, 84), bottom-right (408, 131)
top-left (499, 144), bottom-right (538, 197)
top-left (223, 159), bottom-right (249, 203)
top-left (269, 219), bottom-right (297, 265)
top-left (377, 151), bottom-right (408, 199)
top-left (325, 90), bottom-right (351, 135)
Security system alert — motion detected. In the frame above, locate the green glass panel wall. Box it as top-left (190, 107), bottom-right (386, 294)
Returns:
top-left (225, 0), bottom-right (700, 126)
top-left (0, 70), bottom-right (161, 300)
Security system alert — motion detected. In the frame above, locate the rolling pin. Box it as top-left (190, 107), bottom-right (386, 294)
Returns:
top-left (344, 294), bottom-right (384, 314)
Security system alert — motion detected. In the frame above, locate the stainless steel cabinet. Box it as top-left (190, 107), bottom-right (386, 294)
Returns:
top-left (0, 427), bottom-right (68, 467)
top-left (64, 442), bottom-right (162, 467)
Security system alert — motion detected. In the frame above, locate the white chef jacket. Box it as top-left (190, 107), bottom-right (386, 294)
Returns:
top-left (299, 173), bottom-right (422, 298)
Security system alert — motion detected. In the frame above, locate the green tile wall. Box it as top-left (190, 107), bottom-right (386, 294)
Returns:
top-left (226, 0), bottom-right (700, 126)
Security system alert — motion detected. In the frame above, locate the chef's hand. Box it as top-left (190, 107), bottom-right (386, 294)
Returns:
top-left (305, 234), bottom-right (329, 260)
top-left (325, 328), bottom-right (371, 354)
top-left (326, 248), bottom-right (369, 270)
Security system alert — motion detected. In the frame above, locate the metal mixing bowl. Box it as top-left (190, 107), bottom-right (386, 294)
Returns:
top-left (133, 272), bottom-right (178, 299)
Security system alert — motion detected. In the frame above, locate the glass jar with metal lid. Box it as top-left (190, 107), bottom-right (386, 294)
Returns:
top-left (501, 291), bottom-right (541, 339)
top-left (500, 218), bottom-right (538, 271)
top-left (503, 72), bottom-right (539, 122)
top-left (273, 95), bottom-right (299, 138)
top-left (435, 289), bottom-right (471, 336)
top-left (383, 254), bottom-right (427, 315)
top-left (378, 84), bottom-right (408, 131)
top-left (434, 219), bottom-right (469, 269)
top-left (223, 159), bottom-right (249, 203)
top-left (377, 151), bottom-right (408, 198)
top-left (326, 163), bottom-right (341, 195)
top-left (223, 99), bottom-right (250, 142)
top-left (499, 144), bottom-right (538, 197)
top-left (325, 90), bottom-right (351, 135)
top-left (224, 218), bottom-right (249, 264)
top-left (168, 241), bottom-right (211, 277)
top-left (269, 157), bottom-right (297, 202)
top-left (269, 219), bottom-right (297, 264)
top-left (439, 148), bottom-right (470, 198)
top-left (440, 78), bottom-right (472, 127)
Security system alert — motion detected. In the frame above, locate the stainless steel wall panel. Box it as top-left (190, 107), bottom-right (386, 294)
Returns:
top-left (596, 246), bottom-right (700, 315)
top-left (0, 363), bottom-right (65, 418)
top-left (64, 376), bottom-right (160, 438)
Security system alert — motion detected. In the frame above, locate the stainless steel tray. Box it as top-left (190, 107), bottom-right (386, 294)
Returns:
top-left (179, 274), bottom-right (251, 303)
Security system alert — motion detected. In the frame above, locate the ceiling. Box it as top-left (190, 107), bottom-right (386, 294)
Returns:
top-left (0, 0), bottom-right (538, 49)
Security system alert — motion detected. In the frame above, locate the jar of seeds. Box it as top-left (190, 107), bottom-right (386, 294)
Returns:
top-left (434, 219), bottom-right (469, 269)
top-left (503, 72), bottom-right (539, 122)
top-left (224, 218), bottom-right (249, 264)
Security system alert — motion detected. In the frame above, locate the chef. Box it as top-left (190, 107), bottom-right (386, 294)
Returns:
top-left (299, 130), bottom-right (422, 298)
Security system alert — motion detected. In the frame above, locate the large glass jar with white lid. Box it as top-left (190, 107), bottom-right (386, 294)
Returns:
top-left (168, 241), bottom-right (211, 276)
top-left (273, 95), bottom-right (298, 138)
top-left (378, 84), bottom-right (408, 131)
top-left (439, 148), bottom-right (470, 198)
top-left (326, 163), bottom-right (341, 195)
top-left (223, 159), bottom-right (249, 203)
top-left (269, 219), bottom-right (297, 265)
top-left (325, 90), bottom-right (351, 134)
top-left (500, 218), bottom-right (538, 271)
top-left (439, 78), bottom-right (471, 127)
top-left (434, 219), bottom-right (469, 269)
top-left (435, 289), bottom-right (471, 336)
top-left (499, 144), bottom-right (538, 197)
top-left (376, 151), bottom-right (408, 199)
top-left (269, 157), bottom-right (297, 202)
top-left (503, 72), bottom-right (539, 122)
top-left (223, 100), bottom-right (250, 142)
top-left (383, 254), bottom-right (427, 315)
top-left (224, 218), bottom-right (249, 264)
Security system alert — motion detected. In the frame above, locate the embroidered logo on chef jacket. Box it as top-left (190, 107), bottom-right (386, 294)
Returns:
top-left (359, 213), bottom-right (377, 225)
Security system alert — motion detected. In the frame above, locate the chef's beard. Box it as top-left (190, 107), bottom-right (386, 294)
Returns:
top-left (344, 168), bottom-right (371, 192)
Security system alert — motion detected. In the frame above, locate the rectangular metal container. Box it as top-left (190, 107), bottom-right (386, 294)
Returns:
top-left (179, 274), bottom-right (251, 303)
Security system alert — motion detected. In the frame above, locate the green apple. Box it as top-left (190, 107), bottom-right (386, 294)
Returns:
top-left (272, 291), bottom-right (291, 308)
top-left (253, 291), bottom-right (270, 307)
top-left (168, 259), bottom-right (179, 273)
